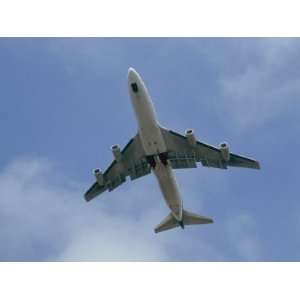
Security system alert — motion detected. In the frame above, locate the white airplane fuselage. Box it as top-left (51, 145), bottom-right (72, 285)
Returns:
top-left (128, 68), bottom-right (183, 222)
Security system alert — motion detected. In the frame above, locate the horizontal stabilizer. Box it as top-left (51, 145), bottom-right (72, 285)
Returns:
top-left (154, 209), bottom-right (213, 233)
top-left (182, 210), bottom-right (213, 225)
top-left (154, 213), bottom-right (178, 233)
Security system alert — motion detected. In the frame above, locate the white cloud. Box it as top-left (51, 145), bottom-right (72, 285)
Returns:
top-left (226, 214), bottom-right (263, 261)
top-left (0, 158), bottom-right (169, 261)
top-left (178, 38), bottom-right (300, 132)
top-left (45, 38), bottom-right (300, 133)
top-left (215, 39), bottom-right (300, 131)
top-left (0, 158), bottom-right (265, 261)
top-left (59, 221), bottom-right (169, 261)
top-left (43, 38), bottom-right (300, 133)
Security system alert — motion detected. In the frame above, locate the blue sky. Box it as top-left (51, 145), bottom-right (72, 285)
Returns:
top-left (0, 38), bottom-right (299, 261)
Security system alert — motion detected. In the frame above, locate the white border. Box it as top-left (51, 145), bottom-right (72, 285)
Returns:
top-left (1, 1), bottom-right (300, 299)
top-left (0, 0), bottom-right (300, 36)
top-left (0, 262), bottom-right (300, 300)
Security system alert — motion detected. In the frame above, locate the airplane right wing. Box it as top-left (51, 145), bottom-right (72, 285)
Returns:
top-left (160, 127), bottom-right (260, 170)
top-left (84, 133), bottom-right (150, 202)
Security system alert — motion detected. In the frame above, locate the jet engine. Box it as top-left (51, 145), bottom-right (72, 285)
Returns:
top-left (94, 168), bottom-right (104, 185)
top-left (185, 129), bottom-right (196, 147)
top-left (111, 144), bottom-right (122, 162)
top-left (219, 142), bottom-right (230, 161)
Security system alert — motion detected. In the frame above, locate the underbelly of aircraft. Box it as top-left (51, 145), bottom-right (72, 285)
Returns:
top-left (153, 159), bottom-right (183, 221)
top-left (139, 124), bottom-right (167, 155)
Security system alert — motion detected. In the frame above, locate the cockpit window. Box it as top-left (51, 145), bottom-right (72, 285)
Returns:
top-left (131, 83), bottom-right (138, 93)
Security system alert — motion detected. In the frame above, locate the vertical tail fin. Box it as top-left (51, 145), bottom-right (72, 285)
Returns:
top-left (154, 209), bottom-right (213, 233)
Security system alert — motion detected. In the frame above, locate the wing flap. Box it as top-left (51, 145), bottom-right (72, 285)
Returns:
top-left (160, 127), bottom-right (260, 171)
top-left (84, 133), bottom-right (148, 202)
top-left (106, 174), bottom-right (126, 191)
top-left (168, 151), bottom-right (197, 169)
top-left (128, 159), bottom-right (151, 180)
top-left (228, 153), bottom-right (260, 169)
top-left (84, 182), bottom-right (107, 202)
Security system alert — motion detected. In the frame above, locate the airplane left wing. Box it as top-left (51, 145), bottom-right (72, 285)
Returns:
top-left (160, 127), bottom-right (260, 170)
top-left (84, 133), bottom-right (150, 202)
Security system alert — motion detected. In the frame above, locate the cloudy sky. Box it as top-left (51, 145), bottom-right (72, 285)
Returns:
top-left (0, 38), bottom-right (299, 261)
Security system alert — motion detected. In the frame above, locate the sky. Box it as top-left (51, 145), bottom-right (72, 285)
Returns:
top-left (0, 38), bottom-right (299, 261)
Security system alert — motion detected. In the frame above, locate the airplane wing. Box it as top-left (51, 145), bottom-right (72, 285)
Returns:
top-left (160, 127), bottom-right (260, 170)
top-left (84, 133), bottom-right (150, 201)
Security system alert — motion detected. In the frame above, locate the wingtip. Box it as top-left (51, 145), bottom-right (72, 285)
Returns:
top-left (84, 194), bottom-right (91, 202)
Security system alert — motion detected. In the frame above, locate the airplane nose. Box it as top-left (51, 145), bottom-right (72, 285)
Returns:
top-left (128, 67), bottom-right (139, 82)
top-left (128, 67), bottom-right (144, 94)
top-left (128, 67), bottom-right (135, 75)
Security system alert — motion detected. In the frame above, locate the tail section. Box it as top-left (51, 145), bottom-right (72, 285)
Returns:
top-left (154, 209), bottom-right (213, 233)
top-left (182, 210), bottom-right (213, 226)
top-left (154, 213), bottom-right (178, 233)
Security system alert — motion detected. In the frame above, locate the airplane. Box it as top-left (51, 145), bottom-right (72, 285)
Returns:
top-left (84, 67), bottom-right (260, 233)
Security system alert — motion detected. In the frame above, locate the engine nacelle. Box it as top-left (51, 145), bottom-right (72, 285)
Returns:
top-left (219, 142), bottom-right (230, 162)
top-left (185, 129), bottom-right (196, 147)
top-left (94, 168), bottom-right (104, 185)
top-left (111, 144), bottom-right (122, 162)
